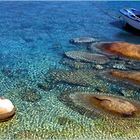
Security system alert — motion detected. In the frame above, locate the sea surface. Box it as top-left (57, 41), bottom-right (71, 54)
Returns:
top-left (0, 1), bottom-right (140, 139)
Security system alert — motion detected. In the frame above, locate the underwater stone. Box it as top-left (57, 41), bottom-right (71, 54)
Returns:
top-left (61, 58), bottom-right (94, 70)
top-left (46, 70), bottom-right (97, 87)
top-left (125, 61), bottom-right (140, 71)
top-left (65, 51), bottom-right (109, 64)
top-left (21, 89), bottom-right (41, 102)
top-left (121, 89), bottom-right (135, 97)
top-left (61, 58), bottom-right (105, 70)
top-left (69, 37), bottom-right (97, 45)
top-left (110, 70), bottom-right (140, 85)
top-left (0, 97), bottom-right (16, 122)
top-left (93, 42), bottom-right (140, 60)
top-left (95, 64), bottom-right (104, 70)
top-left (113, 63), bottom-right (126, 70)
top-left (69, 92), bottom-right (140, 118)
top-left (89, 95), bottom-right (136, 117)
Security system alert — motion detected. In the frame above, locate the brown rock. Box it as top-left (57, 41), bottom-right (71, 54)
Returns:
top-left (69, 93), bottom-right (140, 118)
top-left (110, 70), bottom-right (140, 85)
top-left (89, 95), bottom-right (137, 117)
top-left (95, 42), bottom-right (140, 60)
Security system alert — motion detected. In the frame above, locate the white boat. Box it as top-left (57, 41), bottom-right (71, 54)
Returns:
top-left (120, 8), bottom-right (140, 30)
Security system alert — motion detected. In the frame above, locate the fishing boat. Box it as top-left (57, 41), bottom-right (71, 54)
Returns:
top-left (120, 8), bottom-right (140, 30)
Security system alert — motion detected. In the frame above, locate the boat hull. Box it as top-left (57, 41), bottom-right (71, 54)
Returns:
top-left (121, 14), bottom-right (140, 30)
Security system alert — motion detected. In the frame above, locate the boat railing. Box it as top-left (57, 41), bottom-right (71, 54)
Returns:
top-left (125, 9), bottom-right (140, 20)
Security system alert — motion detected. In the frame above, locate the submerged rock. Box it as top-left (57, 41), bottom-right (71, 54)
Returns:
top-left (65, 51), bottom-right (109, 64)
top-left (110, 70), bottom-right (140, 85)
top-left (125, 61), bottom-right (140, 71)
top-left (0, 97), bottom-right (16, 122)
top-left (89, 95), bottom-right (136, 117)
top-left (69, 37), bottom-right (97, 45)
top-left (46, 69), bottom-right (136, 94)
top-left (21, 89), bottom-right (41, 102)
top-left (67, 92), bottom-right (140, 118)
top-left (61, 58), bottom-right (94, 70)
top-left (112, 63), bottom-right (126, 70)
top-left (46, 70), bottom-right (98, 87)
top-left (95, 64), bottom-right (104, 70)
top-left (92, 42), bottom-right (140, 60)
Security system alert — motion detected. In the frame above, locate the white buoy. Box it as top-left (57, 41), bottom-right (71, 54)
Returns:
top-left (0, 97), bottom-right (16, 122)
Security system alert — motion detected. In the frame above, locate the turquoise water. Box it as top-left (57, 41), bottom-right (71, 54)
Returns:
top-left (0, 1), bottom-right (140, 139)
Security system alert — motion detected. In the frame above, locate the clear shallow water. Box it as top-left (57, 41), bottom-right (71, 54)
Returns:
top-left (0, 1), bottom-right (140, 139)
